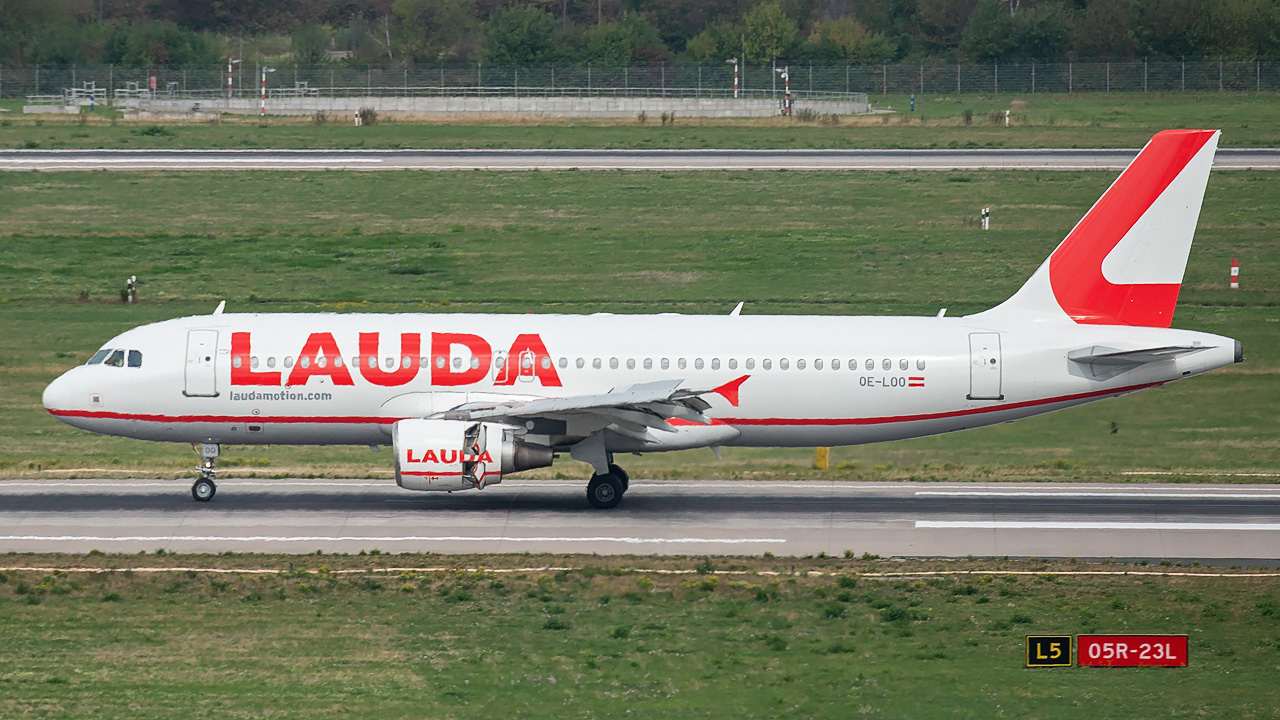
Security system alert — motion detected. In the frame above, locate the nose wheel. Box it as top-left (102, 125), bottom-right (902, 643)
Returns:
top-left (192, 476), bottom-right (216, 502)
top-left (192, 442), bottom-right (219, 503)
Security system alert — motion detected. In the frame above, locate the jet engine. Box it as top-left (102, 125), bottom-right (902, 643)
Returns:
top-left (391, 418), bottom-right (553, 492)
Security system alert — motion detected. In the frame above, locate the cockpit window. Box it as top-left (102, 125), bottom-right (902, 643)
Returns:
top-left (104, 349), bottom-right (125, 367)
top-left (128, 350), bottom-right (143, 368)
top-left (87, 349), bottom-right (111, 365)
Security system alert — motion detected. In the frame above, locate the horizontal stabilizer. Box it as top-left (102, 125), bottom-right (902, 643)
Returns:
top-left (1068, 345), bottom-right (1211, 366)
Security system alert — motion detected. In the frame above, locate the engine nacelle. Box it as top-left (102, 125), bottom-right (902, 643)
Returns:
top-left (392, 418), bottom-right (553, 492)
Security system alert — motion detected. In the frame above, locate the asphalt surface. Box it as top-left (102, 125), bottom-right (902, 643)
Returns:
top-left (1, 148), bottom-right (1278, 171)
top-left (3, 478), bottom-right (1279, 561)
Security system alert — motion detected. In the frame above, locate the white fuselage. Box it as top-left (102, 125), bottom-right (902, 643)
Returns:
top-left (43, 311), bottom-right (1238, 453)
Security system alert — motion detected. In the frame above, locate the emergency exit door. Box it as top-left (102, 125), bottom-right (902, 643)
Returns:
top-left (184, 329), bottom-right (219, 397)
top-left (968, 332), bottom-right (1003, 400)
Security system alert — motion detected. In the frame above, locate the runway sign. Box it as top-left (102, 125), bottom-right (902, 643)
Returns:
top-left (1025, 635), bottom-right (1072, 667)
top-left (1077, 635), bottom-right (1188, 667)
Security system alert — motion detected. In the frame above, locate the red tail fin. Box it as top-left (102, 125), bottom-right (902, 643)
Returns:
top-left (977, 129), bottom-right (1219, 327)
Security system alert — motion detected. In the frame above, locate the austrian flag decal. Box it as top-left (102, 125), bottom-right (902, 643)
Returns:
top-left (908, 376), bottom-right (925, 388)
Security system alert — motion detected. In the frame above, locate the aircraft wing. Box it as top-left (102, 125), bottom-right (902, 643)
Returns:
top-left (435, 376), bottom-right (747, 443)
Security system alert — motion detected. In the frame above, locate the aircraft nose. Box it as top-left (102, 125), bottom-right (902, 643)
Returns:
top-left (43, 371), bottom-right (76, 415)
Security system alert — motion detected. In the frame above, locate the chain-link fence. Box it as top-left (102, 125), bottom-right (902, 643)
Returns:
top-left (3, 59), bottom-right (1279, 101)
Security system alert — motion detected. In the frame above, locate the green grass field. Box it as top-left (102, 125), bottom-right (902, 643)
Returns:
top-left (0, 168), bottom-right (1275, 480)
top-left (2, 92), bottom-right (1280, 149)
top-left (1, 554), bottom-right (1277, 718)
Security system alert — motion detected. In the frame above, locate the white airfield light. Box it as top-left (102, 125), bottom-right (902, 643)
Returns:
top-left (43, 130), bottom-right (1242, 510)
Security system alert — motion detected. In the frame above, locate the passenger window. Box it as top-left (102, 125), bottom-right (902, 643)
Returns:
top-left (728, 358), bottom-right (737, 370)
top-left (232, 356), bottom-right (243, 368)
top-left (496, 356), bottom-right (506, 369)
top-left (899, 359), bottom-right (908, 371)
top-left (626, 358), bottom-right (635, 370)
top-left (917, 359), bottom-right (926, 371)
top-left (815, 359), bottom-right (823, 370)
top-left (386, 357), bottom-right (397, 370)
top-left (711, 358), bottom-right (720, 370)
top-left (593, 358), bottom-right (602, 369)
top-left (470, 357), bottom-right (480, 369)
top-left (333, 356), bottom-right (344, 368)
top-left (284, 356), bottom-right (294, 368)
top-left (559, 357), bottom-right (568, 369)
top-left (610, 358), bottom-right (619, 369)
top-left (797, 359), bottom-right (807, 370)
top-left (763, 358), bottom-right (772, 370)
top-left (250, 356), bottom-right (259, 369)
top-left (541, 357), bottom-right (551, 369)
top-left (453, 357), bottom-right (463, 369)
top-left (661, 358), bottom-right (669, 370)
top-left (300, 356), bottom-right (311, 369)
top-left (745, 358), bottom-right (755, 370)
top-left (694, 358), bottom-right (704, 370)
top-left (780, 358), bottom-right (789, 370)
top-left (678, 358), bottom-right (687, 370)
top-left (87, 349), bottom-right (111, 365)
top-left (436, 357), bottom-right (446, 369)
top-left (576, 358), bottom-right (585, 369)
top-left (882, 358), bottom-right (892, 370)
top-left (105, 350), bottom-right (125, 367)
top-left (865, 359), bottom-right (874, 371)
top-left (832, 359), bottom-right (841, 370)
top-left (317, 356), bottom-right (327, 368)
top-left (127, 350), bottom-right (142, 367)
top-left (643, 358), bottom-right (653, 370)
top-left (268, 357), bottom-right (277, 369)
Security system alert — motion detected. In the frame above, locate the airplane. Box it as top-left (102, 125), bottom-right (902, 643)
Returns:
top-left (42, 129), bottom-right (1241, 509)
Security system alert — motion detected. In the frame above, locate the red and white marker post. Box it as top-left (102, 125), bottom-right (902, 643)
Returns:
top-left (1230, 258), bottom-right (1239, 289)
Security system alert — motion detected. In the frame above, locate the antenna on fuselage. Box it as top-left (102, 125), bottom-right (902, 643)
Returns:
top-left (213, 301), bottom-right (226, 315)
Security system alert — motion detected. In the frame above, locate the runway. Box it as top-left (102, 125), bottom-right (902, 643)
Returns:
top-left (3, 478), bottom-right (1280, 561)
top-left (1, 147), bottom-right (1278, 171)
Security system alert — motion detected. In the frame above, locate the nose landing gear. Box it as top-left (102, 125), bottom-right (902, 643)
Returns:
top-left (192, 443), bottom-right (219, 502)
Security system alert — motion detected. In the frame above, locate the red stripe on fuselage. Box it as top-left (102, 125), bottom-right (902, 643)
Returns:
top-left (45, 381), bottom-right (1163, 430)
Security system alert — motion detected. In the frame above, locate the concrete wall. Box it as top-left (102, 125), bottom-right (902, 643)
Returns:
top-left (122, 95), bottom-right (869, 118)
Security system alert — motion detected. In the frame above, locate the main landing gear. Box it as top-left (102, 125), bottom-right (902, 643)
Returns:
top-left (192, 443), bottom-right (218, 502)
top-left (586, 463), bottom-right (630, 509)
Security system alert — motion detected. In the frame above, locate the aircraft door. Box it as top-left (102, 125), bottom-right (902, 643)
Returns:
top-left (517, 349), bottom-right (537, 383)
top-left (184, 329), bottom-right (220, 397)
top-left (967, 332), bottom-right (1003, 400)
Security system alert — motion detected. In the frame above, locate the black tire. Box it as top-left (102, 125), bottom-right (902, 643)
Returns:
top-left (586, 473), bottom-right (624, 509)
top-left (608, 463), bottom-right (630, 492)
top-left (192, 477), bottom-right (216, 502)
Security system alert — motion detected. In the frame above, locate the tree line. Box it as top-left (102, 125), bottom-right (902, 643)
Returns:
top-left (2, 0), bottom-right (1278, 68)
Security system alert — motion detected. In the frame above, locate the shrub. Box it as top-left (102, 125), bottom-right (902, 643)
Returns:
top-left (311, 110), bottom-right (329, 126)
top-left (611, 624), bottom-right (632, 639)
top-left (356, 107), bottom-right (378, 126)
top-left (543, 617), bottom-right (570, 630)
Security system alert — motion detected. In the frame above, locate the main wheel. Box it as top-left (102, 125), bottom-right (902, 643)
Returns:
top-left (607, 463), bottom-right (630, 492)
top-left (192, 477), bottom-right (216, 502)
top-left (586, 473), bottom-right (624, 509)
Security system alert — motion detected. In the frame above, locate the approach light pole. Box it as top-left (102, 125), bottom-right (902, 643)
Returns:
top-left (226, 57), bottom-right (241, 102)
top-left (775, 65), bottom-right (790, 115)
top-left (726, 58), bottom-right (739, 99)
top-left (260, 66), bottom-right (275, 117)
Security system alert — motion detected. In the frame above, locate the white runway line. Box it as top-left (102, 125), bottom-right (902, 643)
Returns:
top-left (916, 491), bottom-right (1280, 499)
top-left (917, 521), bottom-right (1280, 531)
top-left (0, 535), bottom-right (787, 545)
top-left (0, 157), bottom-right (383, 164)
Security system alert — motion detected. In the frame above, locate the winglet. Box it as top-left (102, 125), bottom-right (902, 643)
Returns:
top-left (730, 302), bottom-right (744, 317)
top-left (213, 300), bottom-right (226, 315)
top-left (711, 374), bottom-right (749, 407)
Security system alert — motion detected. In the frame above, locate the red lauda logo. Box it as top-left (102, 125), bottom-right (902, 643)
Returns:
top-left (405, 448), bottom-right (494, 464)
top-left (230, 331), bottom-right (562, 388)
